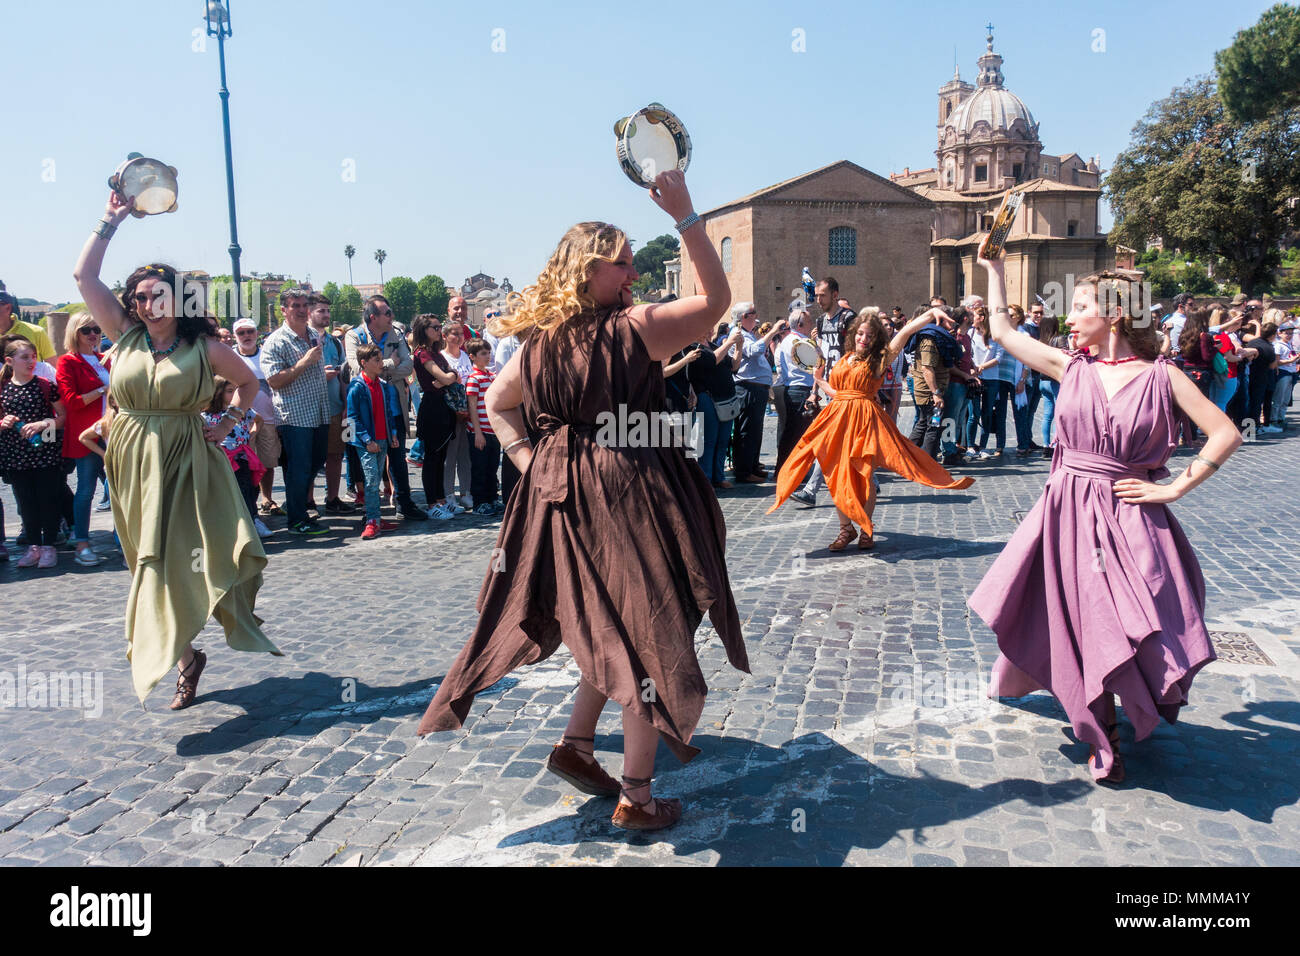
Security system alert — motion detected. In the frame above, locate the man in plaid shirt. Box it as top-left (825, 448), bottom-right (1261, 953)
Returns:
top-left (262, 287), bottom-right (332, 534)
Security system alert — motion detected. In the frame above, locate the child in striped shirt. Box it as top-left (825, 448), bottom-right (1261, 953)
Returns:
top-left (465, 341), bottom-right (502, 516)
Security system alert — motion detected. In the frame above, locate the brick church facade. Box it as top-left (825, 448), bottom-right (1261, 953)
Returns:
top-left (678, 30), bottom-right (1113, 316)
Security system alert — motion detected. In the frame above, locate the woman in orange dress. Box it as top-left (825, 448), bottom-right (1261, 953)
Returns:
top-left (769, 309), bottom-right (973, 549)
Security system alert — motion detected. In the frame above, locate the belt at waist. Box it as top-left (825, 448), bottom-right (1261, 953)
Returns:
top-left (533, 416), bottom-right (595, 505)
top-left (117, 408), bottom-right (200, 418)
top-left (1056, 447), bottom-right (1170, 482)
top-left (834, 389), bottom-right (873, 401)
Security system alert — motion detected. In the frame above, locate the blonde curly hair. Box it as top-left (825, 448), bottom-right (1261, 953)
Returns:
top-left (491, 222), bottom-right (628, 338)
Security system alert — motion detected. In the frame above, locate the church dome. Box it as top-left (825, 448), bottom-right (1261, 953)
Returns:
top-left (945, 86), bottom-right (1036, 140)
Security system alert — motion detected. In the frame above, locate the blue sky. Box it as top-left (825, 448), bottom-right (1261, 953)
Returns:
top-left (0, 0), bottom-right (1277, 304)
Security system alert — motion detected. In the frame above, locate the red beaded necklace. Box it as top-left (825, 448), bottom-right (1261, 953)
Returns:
top-left (1094, 355), bottom-right (1142, 365)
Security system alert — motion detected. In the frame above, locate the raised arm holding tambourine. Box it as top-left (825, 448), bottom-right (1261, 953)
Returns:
top-left (968, 250), bottom-right (1240, 784)
top-left (419, 168), bottom-right (748, 833)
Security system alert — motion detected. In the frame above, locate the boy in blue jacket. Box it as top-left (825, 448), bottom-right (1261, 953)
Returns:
top-left (346, 344), bottom-right (402, 539)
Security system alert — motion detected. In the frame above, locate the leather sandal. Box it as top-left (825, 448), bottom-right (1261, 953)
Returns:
top-left (828, 524), bottom-right (856, 551)
top-left (169, 648), bottom-right (207, 710)
top-left (611, 775), bottom-right (682, 831)
top-left (857, 529), bottom-right (874, 550)
top-left (546, 735), bottom-right (620, 797)
top-left (1089, 721), bottom-right (1125, 785)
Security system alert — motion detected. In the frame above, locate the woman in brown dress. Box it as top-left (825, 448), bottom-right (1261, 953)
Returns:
top-left (418, 171), bottom-right (748, 831)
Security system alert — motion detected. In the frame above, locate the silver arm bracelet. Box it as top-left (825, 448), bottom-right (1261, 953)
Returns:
top-left (674, 212), bottom-right (701, 233)
top-left (93, 219), bottom-right (116, 240)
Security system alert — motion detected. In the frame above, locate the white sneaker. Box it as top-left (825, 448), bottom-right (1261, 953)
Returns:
top-left (427, 504), bottom-right (456, 520)
top-left (254, 518), bottom-right (273, 538)
top-left (75, 545), bottom-right (100, 566)
top-left (95, 499), bottom-right (112, 512)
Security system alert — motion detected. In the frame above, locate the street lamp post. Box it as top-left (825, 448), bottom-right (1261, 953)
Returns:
top-left (205, 1), bottom-right (243, 321)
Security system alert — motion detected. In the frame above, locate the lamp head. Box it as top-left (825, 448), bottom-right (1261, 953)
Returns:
top-left (205, 0), bottom-right (231, 37)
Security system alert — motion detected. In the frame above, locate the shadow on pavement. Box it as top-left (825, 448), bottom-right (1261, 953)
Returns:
top-left (495, 731), bottom-right (1092, 865)
top-left (995, 693), bottom-right (1300, 822)
top-left (173, 670), bottom-right (507, 757)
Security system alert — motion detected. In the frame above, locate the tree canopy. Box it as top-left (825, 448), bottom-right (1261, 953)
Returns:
top-left (631, 234), bottom-right (680, 295)
top-left (416, 274), bottom-right (450, 317)
top-left (333, 284), bottom-right (363, 327)
top-left (383, 276), bottom-right (418, 325)
top-left (1105, 77), bottom-right (1300, 295)
top-left (1216, 3), bottom-right (1300, 123)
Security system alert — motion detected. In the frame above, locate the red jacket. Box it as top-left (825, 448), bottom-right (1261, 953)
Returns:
top-left (56, 352), bottom-right (111, 458)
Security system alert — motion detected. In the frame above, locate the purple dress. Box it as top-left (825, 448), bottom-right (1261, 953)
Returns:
top-left (968, 354), bottom-right (1215, 779)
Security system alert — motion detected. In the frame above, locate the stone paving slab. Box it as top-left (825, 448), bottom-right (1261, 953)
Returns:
top-left (1, 408), bottom-right (1298, 866)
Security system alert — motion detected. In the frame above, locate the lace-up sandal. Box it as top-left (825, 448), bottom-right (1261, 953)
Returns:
top-left (858, 529), bottom-right (874, 550)
top-left (611, 775), bottom-right (682, 831)
top-left (828, 524), bottom-right (856, 551)
top-left (546, 735), bottom-right (619, 797)
top-left (169, 649), bottom-right (207, 711)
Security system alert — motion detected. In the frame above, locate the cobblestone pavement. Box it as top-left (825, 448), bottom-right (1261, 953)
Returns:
top-left (1, 408), bottom-right (1298, 867)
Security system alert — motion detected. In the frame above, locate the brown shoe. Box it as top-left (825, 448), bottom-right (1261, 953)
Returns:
top-left (712, 480), bottom-right (733, 490)
top-left (736, 474), bottom-right (764, 484)
top-left (611, 775), bottom-right (682, 831)
top-left (858, 530), bottom-right (874, 550)
top-left (168, 648), bottom-right (207, 710)
top-left (546, 737), bottom-right (620, 797)
top-left (828, 524), bottom-right (855, 551)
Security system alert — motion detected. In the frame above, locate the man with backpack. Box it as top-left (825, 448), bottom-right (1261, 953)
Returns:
top-left (906, 307), bottom-right (957, 461)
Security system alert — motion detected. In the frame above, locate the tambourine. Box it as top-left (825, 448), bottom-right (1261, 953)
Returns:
top-left (790, 338), bottom-right (823, 372)
top-left (614, 103), bottom-right (691, 188)
top-left (978, 187), bottom-right (1023, 260)
top-left (108, 153), bottom-right (178, 217)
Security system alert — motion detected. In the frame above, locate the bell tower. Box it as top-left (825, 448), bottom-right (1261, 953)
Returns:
top-left (937, 64), bottom-right (973, 145)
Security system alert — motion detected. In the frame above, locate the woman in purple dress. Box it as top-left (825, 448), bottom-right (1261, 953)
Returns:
top-left (968, 256), bottom-right (1242, 784)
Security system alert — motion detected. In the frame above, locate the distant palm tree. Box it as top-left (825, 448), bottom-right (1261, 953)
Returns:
top-left (344, 245), bottom-right (356, 286)
top-left (374, 249), bottom-right (387, 285)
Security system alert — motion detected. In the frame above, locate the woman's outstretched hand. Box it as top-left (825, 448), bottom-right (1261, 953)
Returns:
top-left (648, 170), bottom-right (694, 223)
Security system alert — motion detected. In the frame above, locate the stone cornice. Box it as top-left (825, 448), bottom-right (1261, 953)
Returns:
top-left (753, 199), bottom-right (933, 211)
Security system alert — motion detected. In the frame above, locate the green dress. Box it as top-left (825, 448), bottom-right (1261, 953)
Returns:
top-left (106, 324), bottom-right (280, 702)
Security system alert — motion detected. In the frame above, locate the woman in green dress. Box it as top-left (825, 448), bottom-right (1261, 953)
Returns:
top-left (74, 191), bottom-right (280, 709)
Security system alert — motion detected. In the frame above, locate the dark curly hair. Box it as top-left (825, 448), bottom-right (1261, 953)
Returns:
top-left (119, 263), bottom-right (217, 345)
top-left (843, 311), bottom-right (892, 377)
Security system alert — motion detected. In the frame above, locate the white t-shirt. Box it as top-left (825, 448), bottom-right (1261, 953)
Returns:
top-left (442, 348), bottom-right (473, 384)
top-left (1276, 339), bottom-right (1297, 373)
top-left (493, 335), bottom-right (521, 373)
top-left (236, 348), bottom-right (280, 425)
top-left (79, 352), bottom-right (111, 416)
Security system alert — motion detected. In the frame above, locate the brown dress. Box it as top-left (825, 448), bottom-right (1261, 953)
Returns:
top-left (417, 308), bottom-right (749, 761)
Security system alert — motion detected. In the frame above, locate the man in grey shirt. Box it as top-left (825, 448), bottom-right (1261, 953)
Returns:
top-left (730, 302), bottom-right (785, 483)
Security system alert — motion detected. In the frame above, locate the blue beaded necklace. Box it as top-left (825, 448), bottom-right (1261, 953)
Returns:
top-left (143, 327), bottom-right (180, 358)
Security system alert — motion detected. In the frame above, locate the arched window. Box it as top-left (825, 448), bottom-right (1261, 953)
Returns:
top-left (721, 237), bottom-right (732, 273)
top-left (828, 226), bottom-right (857, 266)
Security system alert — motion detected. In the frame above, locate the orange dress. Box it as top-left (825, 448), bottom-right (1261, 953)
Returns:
top-left (769, 355), bottom-right (973, 536)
